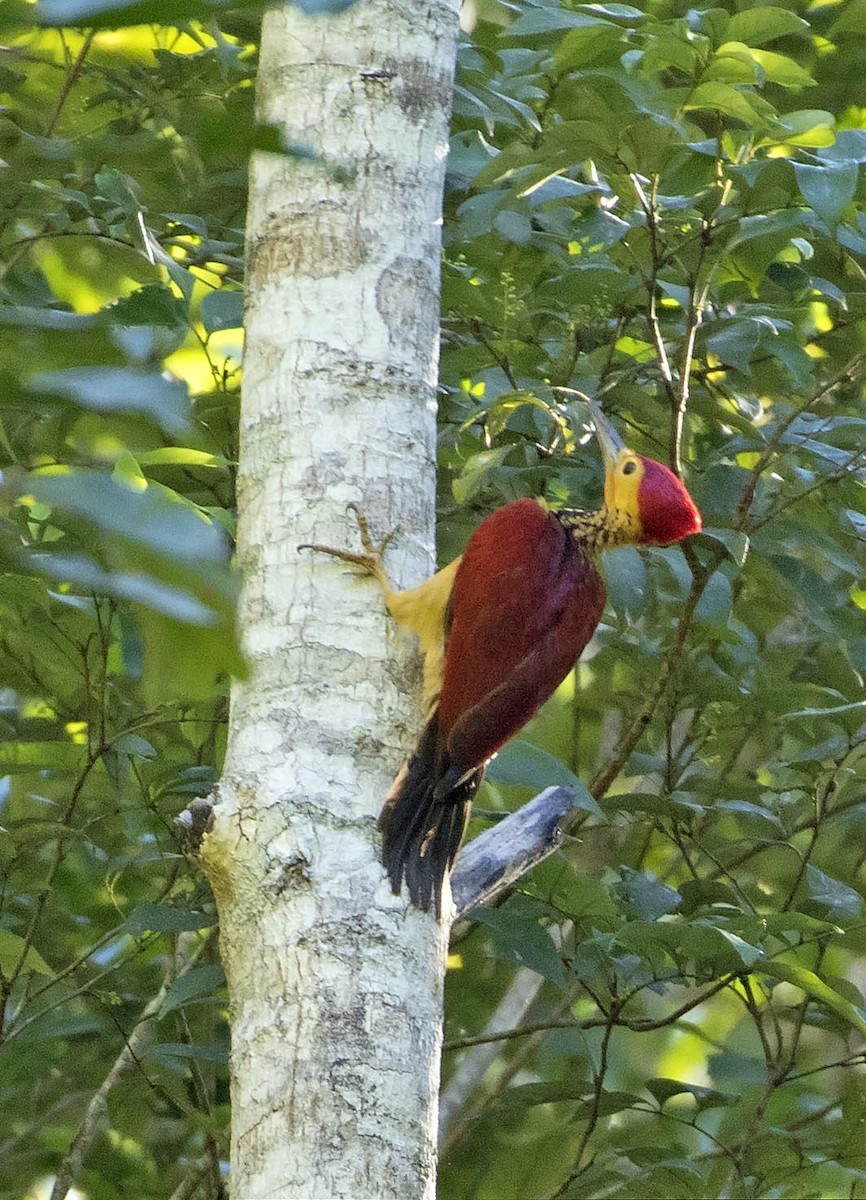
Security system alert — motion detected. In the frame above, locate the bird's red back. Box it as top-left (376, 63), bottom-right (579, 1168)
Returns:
top-left (438, 498), bottom-right (606, 774)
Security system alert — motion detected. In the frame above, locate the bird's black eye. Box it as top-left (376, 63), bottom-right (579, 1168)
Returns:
top-left (623, 460), bottom-right (637, 476)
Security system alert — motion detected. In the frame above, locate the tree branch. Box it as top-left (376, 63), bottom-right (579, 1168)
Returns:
top-left (450, 786), bottom-right (579, 918)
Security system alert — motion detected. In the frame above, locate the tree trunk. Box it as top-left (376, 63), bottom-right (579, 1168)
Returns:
top-left (200, 2), bottom-right (460, 1197)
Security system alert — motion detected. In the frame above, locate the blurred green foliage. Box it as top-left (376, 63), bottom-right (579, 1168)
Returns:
top-left (4, 1), bottom-right (866, 1198)
top-left (0, 14), bottom-right (254, 1200)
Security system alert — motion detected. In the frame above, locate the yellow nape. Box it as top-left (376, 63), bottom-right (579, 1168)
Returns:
top-left (385, 557), bottom-right (462, 708)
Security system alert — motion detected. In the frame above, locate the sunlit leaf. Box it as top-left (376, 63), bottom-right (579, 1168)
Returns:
top-left (764, 959), bottom-right (866, 1036)
top-left (724, 7), bottom-right (808, 45)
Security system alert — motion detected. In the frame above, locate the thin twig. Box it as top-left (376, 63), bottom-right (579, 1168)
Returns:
top-left (443, 974), bottom-right (736, 1051)
top-left (49, 932), bottom-right (205, 1200)
top-left (734, 348), bottom-right (866, 531)
top-left (547, 1013), bottom-right (616, 1200)
top-left (0, 745), bottom-right (105, 1034)
top-left (44, 32), bottom-right (95, 138)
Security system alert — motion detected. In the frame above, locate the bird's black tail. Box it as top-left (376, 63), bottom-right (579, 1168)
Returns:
top-left (378, 712), bottom-right (481, 917)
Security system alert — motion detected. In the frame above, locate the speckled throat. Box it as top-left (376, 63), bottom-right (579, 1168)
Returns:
top-left (556, 505), bottom-right (642, 553)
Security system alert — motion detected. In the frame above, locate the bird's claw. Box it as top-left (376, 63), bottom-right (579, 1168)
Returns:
top-left (345, 503), bottom-right (395, 559)
top-left (299, 505), bottom-right (396, 584)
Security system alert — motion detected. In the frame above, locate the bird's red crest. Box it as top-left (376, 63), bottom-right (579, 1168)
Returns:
top-left (637, 457), bottom-right (702, 546)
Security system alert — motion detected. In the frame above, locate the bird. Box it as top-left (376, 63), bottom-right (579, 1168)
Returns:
top-left (304, 403), bottom-right (701, 917)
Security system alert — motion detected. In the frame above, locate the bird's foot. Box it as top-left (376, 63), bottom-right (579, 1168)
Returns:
top-left (299, 504), bottom-right (395, 590)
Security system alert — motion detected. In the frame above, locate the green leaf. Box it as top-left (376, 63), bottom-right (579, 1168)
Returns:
top-left (724, 8), bottom-right (808, 45)
top-left (147, 1041), bottom-right (228, 1065)
top-left (159, 964), bottom-right (225, 1016)
top-left (573, 1090), bottom-right (643, 1119)
top-left (713, 800), bottom-right (783, 833)
top-left (615, 867), bottom-right (681, 920)
top-left (709, 1048), bottom-right (769, 1085)
top-left (742, 47), bottom-right (814, 88)
top-left (0, 742), bottom-right (83, 773)
top-left (806, 866), bottom-right (863, 920)
top-left (646, 1078), bottom-right (736, 1110)
top-left (792, 161), bottom-right (858, 230)
top-left (712, 927), bottom-right (763, 967)
top-left (494, 209), bottom-right (533, 246)
top-left (111, 733), bottom-right (156, 758)
top-left (137, 607), bottom-right (245, 702)
top-left (200, 289), bottom-right (244, 335)
top-left (704, 50), bottom-right (758, 86)
top-left (582, 4), bottom-right (645, 18)
top-left (124, 903), bottom-right (217, 936)
top-left (601, 546), bottom-right (646, 617)
top-left (29, 367), bottom-right (192, 436)
top-left (0, 929), bottom-right (53, 977)
top-left (505, 8), bottom-right (612, 36)
top-left (493, 1080), bottom-right (590, 1110)
top-left (451, 446), bottom-right (511, 505)
top-left (714, 43), bottom-right (814, 89)
top-left (94, 166), bottom-right (141, 214)
top-left (781, 699), bottom-right (866, 721)
top-left (136, 448), bottom-right (233, 469)
top-left (685, 83), bottom-right (773, 126)
top-left (699, 528), bottom-right (750, 567)
top-left (770, 109), bottom-right (836, 148)
top-left (762, 912), bottom-right (841, 941)
top-left (678, 880), bottom-right (743, 915)
top-left (486, 740), bottom-right (604, 817)
top-left (694, 569), bottom-right (733, 629)
top-left (764, 959), bottom-right (866, 1036)
top-left (821, 129), bottom-right (866, 164)
top-left (32, 553), bottom-right (218, 625)
top-left (0, 306), bottom-right (102, 332)
top-left (36, 0), bottom-right (234, 28)
top-left (28, 471), bottom-right (229, 567)
top-left (107, 285), bottom-right (188, 328)
top-left (473, 902), bottom-right (568, 986)
top-left (706, 320), bottom-right (761, 374)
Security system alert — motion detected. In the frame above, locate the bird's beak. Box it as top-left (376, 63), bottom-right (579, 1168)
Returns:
top-left (588, 400), bottom-right (626, 468)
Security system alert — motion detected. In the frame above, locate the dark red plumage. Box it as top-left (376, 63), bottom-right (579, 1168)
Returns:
top-left (439, 499), bottom-right (605, 769)
top-left (380, 499), bottom-right (606, 913)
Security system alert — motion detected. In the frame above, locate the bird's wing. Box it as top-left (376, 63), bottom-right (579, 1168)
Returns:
top-left (437, 499), bottom-right (605, 774)
top-left (384, 555), bottom-right (461, 710)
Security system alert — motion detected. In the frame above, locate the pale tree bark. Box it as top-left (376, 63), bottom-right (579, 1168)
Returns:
top-left (199, 2), bottom-right (460, 1198)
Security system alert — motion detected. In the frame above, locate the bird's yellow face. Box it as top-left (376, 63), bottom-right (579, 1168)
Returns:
top-left (590, 402), bottom-right (643, 541)
top-left (604, 448), bottom-right (645, 533)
